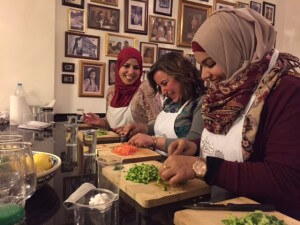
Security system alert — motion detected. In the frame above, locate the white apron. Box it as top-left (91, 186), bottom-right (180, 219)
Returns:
top-left (200, 49), bottom-right (279, 162)
top-left (154, 101), bottom-right (190, 139)
top-left (106, 103), bottom-right (134, 129)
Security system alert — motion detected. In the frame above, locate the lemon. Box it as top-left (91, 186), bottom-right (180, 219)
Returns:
top-left (33, 153), bottom-right (52, 172)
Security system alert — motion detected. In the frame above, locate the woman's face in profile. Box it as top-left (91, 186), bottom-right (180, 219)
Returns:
top-left (154, 70), bottom-right (182, 103)
top-left (194, 51), bottom-right (225, 84)
top-left (119, 58), bottom-right (140, 85)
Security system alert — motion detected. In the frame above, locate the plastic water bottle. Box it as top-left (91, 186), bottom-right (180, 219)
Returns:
top-left (15, 83), bottom-right (25, 97)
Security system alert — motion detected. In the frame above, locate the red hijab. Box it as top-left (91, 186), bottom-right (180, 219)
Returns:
top-left (110, 47), bottom-right (143, 108)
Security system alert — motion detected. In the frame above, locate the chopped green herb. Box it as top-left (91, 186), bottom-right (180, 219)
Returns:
top-left (125, 163), bottom-right (167, 191)
top-left (95, 128), bottom-right (108, 136)
top-left (222, 210), bottom-right (287, 225)
top-left (114, 165), bottom-right (124, 170)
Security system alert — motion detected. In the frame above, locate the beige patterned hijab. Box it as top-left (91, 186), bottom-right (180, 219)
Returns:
top-left (192, 8), bottom-right (300, 160)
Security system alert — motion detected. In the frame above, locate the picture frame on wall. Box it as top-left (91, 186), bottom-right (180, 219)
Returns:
top-left (177, 0), bottom-right (212, 47)
top-left (153, 0), bottom-right (173, 17)
top-left (62, 74), bottom-right (75, 84)
top-left (250, 1), bottom-right (261, 13)
top-left (140, 42), bottom-right (158, 67)
top-left (79, 60), bottom-right (106, 97)
top-left (62, 62), bottom-right (75, 72)
top-left (149, 15), bottom-right (175, 44)
top-left (108, 60), bottom-right (117, 85)
top-left (262, 2), bottom-right (276, 25)
top-left (214, 0), bottom-right (236, 10)
top-left (62, 0), bottom-right (84, 9)
top-left (125, 0), bottom-right (148, 35)
top-left (237, 2), bottom-right (249, 8)
top-left (68, 8), bottom-right (86, 33)
top-left (65, 32), bottom-right (100, 60)
top-left (87, 4), bottom-right (120, 32)
top-left (158, 47), bottom-right (184, 59)
top-left (90, 0), bottom-right (118, 6)
top-left (106, 33), bottom-right (136, 57)
top-left (142, 67), bottom-right (150, 81)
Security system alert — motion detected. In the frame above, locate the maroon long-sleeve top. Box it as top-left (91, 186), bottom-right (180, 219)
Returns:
top-left (197, 74), bottom-right (300, 220)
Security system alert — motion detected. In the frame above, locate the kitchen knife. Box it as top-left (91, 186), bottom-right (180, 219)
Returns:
top-left (120, 134), bottom-right (129, 143)
top-left (183, 202), bottom-right (275, 211)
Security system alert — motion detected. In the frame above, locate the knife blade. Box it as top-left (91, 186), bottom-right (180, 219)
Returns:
top-left (120, 134), bottom-right (129, 143)
top-left (183, 202), bottom-right (275, 212)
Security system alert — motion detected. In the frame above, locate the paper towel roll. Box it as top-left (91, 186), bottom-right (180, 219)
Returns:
top-left (10, 96), bottom-right (32, 125)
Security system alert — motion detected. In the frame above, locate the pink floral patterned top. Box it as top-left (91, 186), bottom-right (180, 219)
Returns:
top-left (106, 80), bottom-right (162, 124)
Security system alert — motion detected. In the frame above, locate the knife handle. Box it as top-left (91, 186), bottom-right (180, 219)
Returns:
top-left (227, 203), bottom-right (275, 212)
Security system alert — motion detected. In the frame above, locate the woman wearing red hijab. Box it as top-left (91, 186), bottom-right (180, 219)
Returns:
top-left (83, 47), bottom-right (161, 129)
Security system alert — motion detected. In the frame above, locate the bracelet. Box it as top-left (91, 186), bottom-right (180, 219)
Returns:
top-left (152, 136), bottom-right (158, 150)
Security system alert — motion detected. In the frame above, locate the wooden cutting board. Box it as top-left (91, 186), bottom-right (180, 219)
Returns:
top-left (174, 197), bottom-right (300, 225)
top-left (96, 143), bottom-right (163, 163)
top-left (78, 130), bottom-right (120, 143)
top-left (102, 160), bottom-right (210, 208)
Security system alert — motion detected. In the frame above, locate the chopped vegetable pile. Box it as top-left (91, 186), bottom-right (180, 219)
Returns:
top-left (113, 144), bottom-right (138, 156)
top-left (125, 163), bottom-right (158, 184)
top-left (125, 163), bottom-right (169, 191)
top-left (222, 210), bottom-right (287, 225)
top-left (95, 128), bottom-right (108, 136)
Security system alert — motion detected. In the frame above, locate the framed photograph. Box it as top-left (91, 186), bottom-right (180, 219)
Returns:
top-left (87, 4), bottom-right (120, 32)
top-left (158, 47), bottom-right (184, 59)
top-left (62, 62), bottom-right (75, 72)
top-left (106, 33), bottom-right (136, 57)
top-left (185, 54), bottom-right (196, 66)
top-left (65, 32), bottom-right (100, 60)
top-left (90, 0), bottom-right (118, 6)
top-left (140, 42), bottom-right (158, 67)
top-left (62, 74), bottom-right (75, 84)
top-left (125, 0), bottom-right (148, 35)
top-left (153, 0), bottom-right (173, 16)
top-left (214, 0), bottom-right (236, 10)
top-left (62, 0), bottom-right (84, 9)
top-left (149, 15), bottom-right (175, 44)
top-left (108, 60), bottom-right (117, 85)
top-left (79, 60), bottom-right (106, 97)
top-left (262, 2), bottom-right (276, 25)
top-left (250, 1), bottom-right (261, 13)
top-left (177, 0), bottom-right (212, 47)
top-left (142, 67), bottom-right (151, 81)
top-left (237, 2), bottom-right (249, 8)
top-left (68, 8), bottom-right (86, 33)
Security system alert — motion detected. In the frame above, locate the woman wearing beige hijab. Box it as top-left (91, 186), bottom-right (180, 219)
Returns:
top-left (160, 8), bottom-right (300, 219)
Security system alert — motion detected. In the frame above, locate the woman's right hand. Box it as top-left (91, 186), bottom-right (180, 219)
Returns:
top-left (168, 139), bottom-right (197, 156)
top-left (83, 113), bottom-right (103, 126)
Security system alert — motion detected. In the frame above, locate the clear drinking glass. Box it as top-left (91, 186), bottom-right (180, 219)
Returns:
top-left (72, 188), bottom-right (115, 225)
top-left (96, 155), bottom-right (123, 201)
top-left (0, 152), bottom-right (26, 205)
top-left (0, 142), bottom-right (36, 199)
top-left (82, 130), bottom-right (97, 156)
top-left (0, 152), bottom-right (26, 224)
top-left (0, 135), bottom-right (23, 143)
top-left (76, 108), bottom-right (85, 123)
top-left (64, 123), bottom-right (78, 147)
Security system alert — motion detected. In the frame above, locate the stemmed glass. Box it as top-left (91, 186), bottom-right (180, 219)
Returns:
top-left (0, 142), bottom-right (36, 199)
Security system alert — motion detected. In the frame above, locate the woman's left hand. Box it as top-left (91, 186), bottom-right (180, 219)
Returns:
top-left (159, 155), bottom-right (198, 186)
top-left (128, 133), bottom-right (152, 148)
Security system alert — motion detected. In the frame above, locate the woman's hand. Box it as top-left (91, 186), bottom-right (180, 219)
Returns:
top-left (128, 133), bottom-right (152, 148)
top-left (159, 155), bottom-right (198, 186)
top-left (114, 123), bottom-right (148, 137)
top-left (168, 139), bottom-right (197, 156)
top-left (83, 113), bottom-right (105, 127)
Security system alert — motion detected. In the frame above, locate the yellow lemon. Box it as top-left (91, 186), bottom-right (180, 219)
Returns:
top-left (33, 153), bottom-right (52, 171)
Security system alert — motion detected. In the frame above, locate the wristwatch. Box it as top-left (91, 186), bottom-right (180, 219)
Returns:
top-left (192, 158), bottom-right (207, 180)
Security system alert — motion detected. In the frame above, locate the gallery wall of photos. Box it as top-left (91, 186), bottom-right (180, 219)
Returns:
top-left (57, 0), bottom-right (276, 111)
